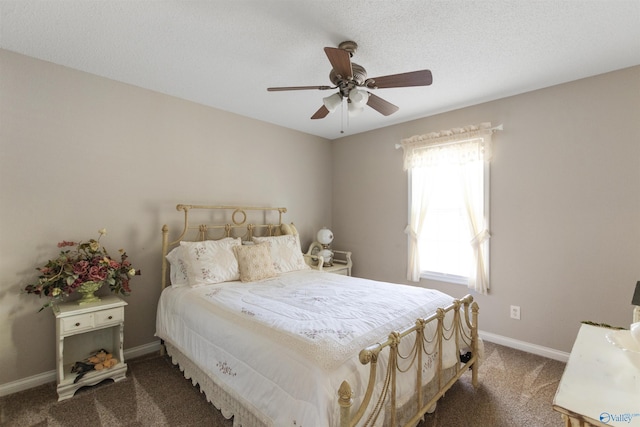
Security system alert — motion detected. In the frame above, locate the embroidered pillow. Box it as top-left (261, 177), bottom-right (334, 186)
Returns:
top-left (252, 234), bottom-right (308, 273)
top-left (180, 238), bottom-right (241, 286)
top-left (233, 244), bottom-right (278, 282)
top-left (165, 246), bottom-right (189, 287)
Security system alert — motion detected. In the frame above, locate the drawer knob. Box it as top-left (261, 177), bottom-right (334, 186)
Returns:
top-left (75, 322), bottom-right (81, 327)
top-left (108, 316), bottom-right (113, 320)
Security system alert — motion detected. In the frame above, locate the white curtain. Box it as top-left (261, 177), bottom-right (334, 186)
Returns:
top-left (461, 158), bottom-right (490, 294)
top-left (405, 167), bottom-right (436, 281)
top-left (401, 123), bottom-right (494, 294)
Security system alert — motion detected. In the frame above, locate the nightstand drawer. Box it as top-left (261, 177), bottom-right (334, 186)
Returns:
top-left (61, 313), bottom-right (95, 334)
top-left (95, 307), bottom-right (124, 326)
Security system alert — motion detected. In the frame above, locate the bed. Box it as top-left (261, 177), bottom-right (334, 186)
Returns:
top-left (156, 205), bottom-right (480, 427)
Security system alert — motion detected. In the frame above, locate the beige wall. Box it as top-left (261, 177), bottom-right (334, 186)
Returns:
top-left (332, 66), bottom-right (640, 354)
top-left (2, 46), bottom-right (639, 388)
top-left (0, 49), bottom-right (332, 384)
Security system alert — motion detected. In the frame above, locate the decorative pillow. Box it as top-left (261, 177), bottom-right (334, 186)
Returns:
top-left (280, 222), bottom-right (298, 236)
top-left (233, 244), bottom-right (278, 282)
top-left (180, 238), bottom-right (241, 286)
top-left (252, 234), bottom-right (308, 273)
top-left (165, 246), bottom-right (189, 287)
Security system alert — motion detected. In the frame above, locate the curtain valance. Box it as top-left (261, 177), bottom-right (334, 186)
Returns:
top-left (400, 122), bottom-right (495, 170)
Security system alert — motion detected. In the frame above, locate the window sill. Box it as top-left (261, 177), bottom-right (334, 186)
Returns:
top-left (420, 271), bottom-right (468, 286)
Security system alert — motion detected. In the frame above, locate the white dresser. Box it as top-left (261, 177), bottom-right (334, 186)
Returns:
top-left (553, 324), bottom-right (640, 426)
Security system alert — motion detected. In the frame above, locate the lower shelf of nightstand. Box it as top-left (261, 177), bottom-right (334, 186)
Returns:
top-left (57, 362), bottom-right (128, 401)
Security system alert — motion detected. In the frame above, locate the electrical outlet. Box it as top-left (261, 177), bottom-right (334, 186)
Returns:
top-left (510, 305), bottom-right (521, 320)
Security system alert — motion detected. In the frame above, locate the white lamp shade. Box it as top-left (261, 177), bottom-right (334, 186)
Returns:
top-left (323, 93), bottom-right (342, 112)
top-left (348, 102), bottom-right (365, 116)
top-left (317, 227), bottom-right (334, 245)
top-left (349, 89), bottom-right (369, 107)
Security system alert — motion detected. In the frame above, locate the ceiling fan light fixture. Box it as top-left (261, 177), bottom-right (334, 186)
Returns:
top-left (267, 41), bottom-right (431, 122)
top-left (349, 89), bottom-right (369, 108)
top-left (348, 102), bottom-right (365, 117)
top-left (323, 93), bottom-right (342, 112)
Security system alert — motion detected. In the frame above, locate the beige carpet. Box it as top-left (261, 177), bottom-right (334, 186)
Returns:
top-left (0, 342), bottom-right (566, 427)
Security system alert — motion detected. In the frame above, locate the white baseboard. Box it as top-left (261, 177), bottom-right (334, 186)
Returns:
top-left (479, 330), bottom-right (570, 363)
top-left (0, 340), bottom-right (162, 397)
top-left (122, 340), bottom-right (162, 360)
top-left (0, 369), bottom-right (56, 398)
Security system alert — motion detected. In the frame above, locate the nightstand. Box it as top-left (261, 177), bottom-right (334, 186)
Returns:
top-left (304, 243), bottom-right (353, 276)
top-left (321, 250), bottom-right (352, 276)
top-left (53, 295), bottom-right (128, 401)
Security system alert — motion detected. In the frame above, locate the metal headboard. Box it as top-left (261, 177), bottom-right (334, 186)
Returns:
top-left (161, 204), bottom-right (288, 289)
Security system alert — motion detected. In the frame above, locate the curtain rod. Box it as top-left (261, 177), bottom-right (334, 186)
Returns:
top-left (395, 124), bottom-right (503, 149)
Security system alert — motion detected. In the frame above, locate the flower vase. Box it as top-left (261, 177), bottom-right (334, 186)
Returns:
top-left (77, 281), bottom-right (103, 305)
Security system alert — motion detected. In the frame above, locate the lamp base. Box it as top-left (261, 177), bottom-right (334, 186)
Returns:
top-left (318, 248), bottom-right (333, 266)
top-left (634, 306), bottom-right (640, 323)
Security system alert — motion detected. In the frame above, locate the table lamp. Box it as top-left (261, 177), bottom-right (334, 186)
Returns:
top-left (632, 281), bottom-right (640, 323)
top-left (316, 227), bottom-right (334, 266)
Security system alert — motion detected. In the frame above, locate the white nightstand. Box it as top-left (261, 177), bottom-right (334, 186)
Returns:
top-left (304, 243), bottom-right (353, 276)
top-left (53, 295), bottom-right (128, 401)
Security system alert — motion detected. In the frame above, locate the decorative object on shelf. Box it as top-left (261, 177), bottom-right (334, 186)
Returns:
top-left (76, 281), bottom-right (103, 305)
top-left (23, 228), bottom-right (140, 311)
top-left (605, 328), bottom-right (640, 369)
top-left (632, 281), bottom-right (640, 323)
top-left (71, 349), bottom-right (118, 383)
top-left (316, 227), bottom-right (334, 266)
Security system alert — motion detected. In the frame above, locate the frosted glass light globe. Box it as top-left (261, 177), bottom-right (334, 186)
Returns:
top-left (317, 228), bottom-right (334, 245)
top-left (349, 88), bottom-right (369, 106)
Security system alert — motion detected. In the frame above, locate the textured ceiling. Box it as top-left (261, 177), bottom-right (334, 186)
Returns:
top-left (2, 1), bottom-right (639, 140)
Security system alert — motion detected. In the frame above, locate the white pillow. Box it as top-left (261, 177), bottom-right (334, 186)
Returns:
top-left (165, 246), bottom-right (189, 287)
top-left (252, 234), bottom-right (309, 273)
top-left (180, 238), bottom-right (241, 286)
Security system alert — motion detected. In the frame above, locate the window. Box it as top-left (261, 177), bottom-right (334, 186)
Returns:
top-left (401, 123), bottom-right (495, 294)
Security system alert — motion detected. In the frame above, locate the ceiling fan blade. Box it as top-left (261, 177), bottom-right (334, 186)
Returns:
top-left (268, 85), bottom-right (333, 91)
top-left (311, 105), bottom-right (330, 119)
top-left (367, 69), bottom-right (433, 89)
top-left (366, 92), bottom-right (399, 116)
top-left (324, 47), bottom-right (353, 79)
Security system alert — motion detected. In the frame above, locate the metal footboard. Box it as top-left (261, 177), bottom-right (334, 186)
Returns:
top-left (338, 295), bottom-right (480, 427)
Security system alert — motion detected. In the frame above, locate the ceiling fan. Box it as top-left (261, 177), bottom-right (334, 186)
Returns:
top-left (267, 41), bottom-right (433, 120)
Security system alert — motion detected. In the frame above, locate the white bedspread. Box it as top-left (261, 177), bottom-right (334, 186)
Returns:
top-left (156, 269), bottom-right (465, 426)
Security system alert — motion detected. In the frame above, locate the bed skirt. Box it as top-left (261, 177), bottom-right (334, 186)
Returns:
top-left (164, 342), bottom-right (269, 427)
top-left (164, 342), bottom-right (459, 427)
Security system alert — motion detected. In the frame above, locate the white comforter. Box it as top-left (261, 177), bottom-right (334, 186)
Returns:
top-left (156, 269), bottom-right (464, 426)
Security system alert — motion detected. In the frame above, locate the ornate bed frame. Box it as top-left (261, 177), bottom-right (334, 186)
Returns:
top-left (160, 204), bottom-right (480, 427)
